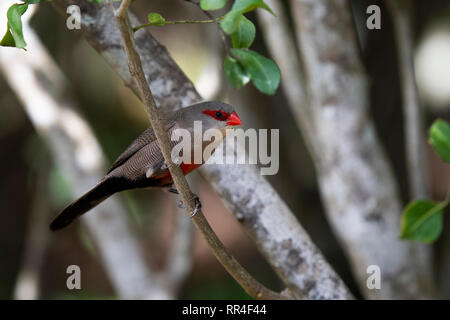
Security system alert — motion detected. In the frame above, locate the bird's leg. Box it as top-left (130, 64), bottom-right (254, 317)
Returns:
top-left (177, 194), bottom-right (202, 217)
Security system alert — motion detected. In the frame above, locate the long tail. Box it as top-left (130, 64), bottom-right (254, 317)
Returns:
top-left (50, 177), bottom-right (125, 231)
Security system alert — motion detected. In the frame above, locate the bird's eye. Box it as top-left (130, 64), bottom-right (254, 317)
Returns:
top-left (202, 109), bottom-right (229, 121)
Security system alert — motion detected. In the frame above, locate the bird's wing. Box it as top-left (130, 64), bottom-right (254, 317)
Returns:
top-left (107, 121), bottom-right (176, 174)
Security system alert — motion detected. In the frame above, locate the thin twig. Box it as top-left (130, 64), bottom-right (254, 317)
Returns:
top-left (184, 0), bottom-right (230, 52)
top-left (113, 0), bottom-right (289, 300)
top-left (133, 16), bottom-right (223, 32)
top-left (387, 0), bottom-right (428, 199)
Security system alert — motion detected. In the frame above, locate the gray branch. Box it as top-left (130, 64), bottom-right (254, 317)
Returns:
top-left (164, 177), bottom-right (196, 295)
top-left (52, 0), bottom-right (353, 299)
top-left (286, 0), bottom-right (435, 298)
top-left (165, 206), bottom-right (195, 294)
top-left (0, 4), bottom-right (171, 299)
top-left (14, 165), bottom-right (51, 300)
top-left (387, 0), bottom-right (428, 199)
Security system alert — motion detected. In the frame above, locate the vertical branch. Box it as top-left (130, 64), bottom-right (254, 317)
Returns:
top-left (165, 207), bottom-right (195, 294)
top-left (164, 177), bottom-right (197, 295)
top-left (256, 0), bottom-right (320, 160)
top-left (387, 0), bottom-right (428, 199)
top-left (14, 165), bottom-right (51, 300)
top-left (288, 0), bottom-right (435, 298)
top-left (112, 0), bottom-right (288, 300)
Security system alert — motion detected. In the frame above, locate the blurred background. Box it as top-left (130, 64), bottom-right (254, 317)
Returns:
top-left (0, 0), bottom-right (450, 299)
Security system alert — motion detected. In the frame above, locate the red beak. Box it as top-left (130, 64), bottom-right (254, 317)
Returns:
top-left (226, 111), bottom-right (242, 126)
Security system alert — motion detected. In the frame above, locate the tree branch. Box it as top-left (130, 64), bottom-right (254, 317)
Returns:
top-left (133, 16), bottom-right (223, 32)
top-left (289, 0), bottom-right (435, 298)
top-left (386, 0), bottom-right (428, 199)
top-left (256, 0), bottom-right (320, 164)
top-left (164, 205), bottom-right (195, 294)
top-left (14, 164), bottom-right (51, 300)
top-left (112, 0), bottom-right (287, 300)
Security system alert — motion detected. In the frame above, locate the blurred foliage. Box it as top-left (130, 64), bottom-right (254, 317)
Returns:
top-left (429, 119), bottom-right (450, 163)
top-left (48, 167), bottom-right (73, 208)
top-left (184, 277), bottom-right (252, 300)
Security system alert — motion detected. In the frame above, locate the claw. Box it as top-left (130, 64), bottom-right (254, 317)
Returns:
top-left (191, 195), bottom-right (202, 217)
top-left (176, 194), bottom-right (202, 217)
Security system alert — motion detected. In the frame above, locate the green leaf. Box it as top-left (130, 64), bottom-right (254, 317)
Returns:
top-left (0, 28), bottom-right (15, 47)
top-left (221, 0), bottom-right (274, 34)
top-left (230, 48), bottom-right (280, 95)
top-left (0, 3), bottom-right (29, 49)
top-left (231, 0), bottom-right (274, 15)
top-left (401, 200), bottom-right (446, 243)
top-left (230, 16), bottom-right (255, 48)
top-left (220, 9), bottom-right (243, 34)
top-left (25, 0), bottom-right (41, 4)
top-left (201, 0), bottom-right (227, 11)
top-left (429, 119), bottom-right (450, 163)
top-left (147, 12), bottom-right (166, 26)
top-left (224, 55), bottom-right (250, 89)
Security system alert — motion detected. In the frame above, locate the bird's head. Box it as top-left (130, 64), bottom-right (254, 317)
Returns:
top-left (178, 101), bottom-right (242, 131)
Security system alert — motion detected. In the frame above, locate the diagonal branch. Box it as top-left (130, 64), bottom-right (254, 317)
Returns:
top-left (112, 0), bottom-right (288, 300)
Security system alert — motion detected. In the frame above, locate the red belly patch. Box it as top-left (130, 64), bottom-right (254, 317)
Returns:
top-left (155, 162), bottom-right (201, 185)
top-left (180, 162), bottom-right (201, 175)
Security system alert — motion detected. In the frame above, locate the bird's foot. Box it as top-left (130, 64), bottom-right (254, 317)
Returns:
top-left (191, 195), bottom-right (202, 217)
top-left (177, 194), bottom-right (202, 217)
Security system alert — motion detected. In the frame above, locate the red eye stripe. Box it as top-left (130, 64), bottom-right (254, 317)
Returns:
top-left (202, 110), bottom-right (230, 121)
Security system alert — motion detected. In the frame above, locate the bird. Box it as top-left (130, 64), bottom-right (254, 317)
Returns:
top-left (49, 101), bottom-right (242, 231)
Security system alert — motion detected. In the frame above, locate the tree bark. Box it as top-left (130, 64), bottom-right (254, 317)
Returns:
top-left (288, 0), bottom-right (435, 298)
top-left (387, 0), bottom-right (428, 199)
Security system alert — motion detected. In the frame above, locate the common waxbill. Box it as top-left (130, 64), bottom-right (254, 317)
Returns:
top-left (50, 101), bottom-right (242, 231)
